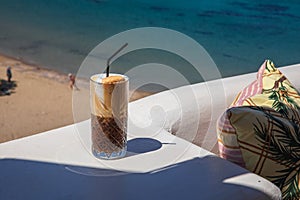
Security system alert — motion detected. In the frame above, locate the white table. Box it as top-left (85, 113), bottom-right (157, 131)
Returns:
top-left (0, 120), bottom-right (281, 200)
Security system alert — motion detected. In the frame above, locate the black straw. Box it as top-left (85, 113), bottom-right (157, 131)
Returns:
top-left (106, 43), bottom-right (128, 77)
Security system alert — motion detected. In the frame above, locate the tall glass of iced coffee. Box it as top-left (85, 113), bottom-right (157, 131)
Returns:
top-left (90, 73), bottom-right (128, 159)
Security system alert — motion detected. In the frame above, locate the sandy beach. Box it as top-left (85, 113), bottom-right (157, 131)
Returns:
top-left (0, 54), bottom-right (152, 143)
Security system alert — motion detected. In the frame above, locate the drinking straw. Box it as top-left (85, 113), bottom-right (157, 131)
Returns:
top-left (106, 43), bottom-right (128, 77)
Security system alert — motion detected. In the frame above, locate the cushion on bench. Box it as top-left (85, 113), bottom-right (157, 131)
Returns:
top-left (217, 60), bottom-right (300, 200)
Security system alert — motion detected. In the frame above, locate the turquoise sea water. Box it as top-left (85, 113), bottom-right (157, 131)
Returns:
top-left (0, 0), bottom-right (300, 85)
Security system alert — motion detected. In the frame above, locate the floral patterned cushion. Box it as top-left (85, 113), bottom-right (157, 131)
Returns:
top-left (217, 60), bottom-right (300, 200)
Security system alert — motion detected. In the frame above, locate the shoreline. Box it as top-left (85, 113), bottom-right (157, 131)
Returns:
top-left (0, 53), bottom-right (76, 83)
top-left (0, 53), bottom-right (153, 98)
top-left (0, 53), bottom-right (153, 143)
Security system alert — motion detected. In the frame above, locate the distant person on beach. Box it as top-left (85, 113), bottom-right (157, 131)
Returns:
top-left (6, 66), bottom-right (12, 82)
top-left (68, 73), bottom-right (79, 90)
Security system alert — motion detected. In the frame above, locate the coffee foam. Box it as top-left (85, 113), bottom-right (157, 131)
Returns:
top-left (101, 76), bottom-right (125, 84)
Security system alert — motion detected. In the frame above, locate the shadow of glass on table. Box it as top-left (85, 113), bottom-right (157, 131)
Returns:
top-left (0, 156), bottom-right (276, 200)
top-left (126, 137), bottom-right (163, 157)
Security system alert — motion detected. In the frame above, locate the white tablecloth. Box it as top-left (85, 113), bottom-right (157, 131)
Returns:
top-left (0, 120), bottom-right (281, 200)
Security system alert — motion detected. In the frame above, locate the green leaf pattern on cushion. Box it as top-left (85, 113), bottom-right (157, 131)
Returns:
top-left (251, 106), bottom-right (300, 199)
top-left (218, 60), bottom-right (300, 200)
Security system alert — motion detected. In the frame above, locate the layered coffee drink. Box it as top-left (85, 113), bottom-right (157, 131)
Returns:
top-left (90, 74), bottom-right (128, 159)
